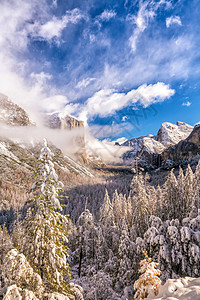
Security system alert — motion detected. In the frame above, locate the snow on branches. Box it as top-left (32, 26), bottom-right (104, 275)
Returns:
top-left (134, 251), bottom-right (161, 299)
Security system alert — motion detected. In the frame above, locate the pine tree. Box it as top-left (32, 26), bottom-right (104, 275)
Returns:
top-left (77, 208), bottom-right (96, 277)
top-left (163, 169), bottom-right (178, 220)
top-left (96, 226), bottom-right (109, 269)
top-left (183, 164), bottom-right (195, 216)
top-left (194, 160), bottom-right (200, 210)
top-left (22, 139), bottom-right (71, 294)
top-left (130, 174), bottom-right (150, 236)
top-left (117, 219), bottom-right (137, 286)
top-left (99, 189), bottom-right (114, 226)
top-left (134, 251), bottom-right (161, 299)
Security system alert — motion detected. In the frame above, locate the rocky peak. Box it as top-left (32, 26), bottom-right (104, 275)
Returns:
top-left (0, 93), bottom-right (32, 126)
top-left (161, 124), bottom-right (200, 166)
top-left (45, 112), bottom-right (87, 164)
top-left (155, 121), bottom-right (193, 146)
top-left (46, 112), bottom-right (84, 130)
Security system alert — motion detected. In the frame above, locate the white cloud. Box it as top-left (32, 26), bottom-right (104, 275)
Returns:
top-left (32, 8), bottom-right (86, 41)
top-left (182, 101), bottom-right (191, 107)
top-left (122, 116), bottom-right (128, 121)
top-left (129, 0), bottom-right (175, 52)
top-left (41, 95), bottom-right (69, 113)
top-left (166, 16), bottom-right (182, 28)
top-left (135, 82), bottom-right (175, 107)
top-left (76, 77), bottom-right (96, 89)
top-left (85, 130), bottom-right (131, 163)
top-left (79, 82), bottom-right (174, 122)
top-left (52, 0), bottom-right (57, 8)
top-left (128, 2), bottom-right (156, 52)
top-left (98, 10), bottom-right (116, 21)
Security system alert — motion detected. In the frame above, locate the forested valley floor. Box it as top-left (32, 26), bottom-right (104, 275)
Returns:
top-left (0, 148), bottom-right (200, 299)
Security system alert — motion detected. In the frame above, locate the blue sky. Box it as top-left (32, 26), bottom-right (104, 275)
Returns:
top-left (0, 0), bottom-right (200, 140)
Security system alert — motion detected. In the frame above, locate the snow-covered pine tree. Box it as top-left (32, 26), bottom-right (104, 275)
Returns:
top-left (99, 189), bottom-right (114, 227)
top-left (194, 160), bottom-right (200, 210)
top-left (133, 251), bottom-right (161, 299)
top-left (117, 219), bottom-right (137, 287)
top-left (96, 226), bottom-right (109, 269)
top-left (163, 169), bottom-right (178, 220)
top-left (22, 138), bottom-right (71, 294)
top-left (130, 174), bottom-right (150, 236)
top-left (76, 208), bottom-right (97, 276)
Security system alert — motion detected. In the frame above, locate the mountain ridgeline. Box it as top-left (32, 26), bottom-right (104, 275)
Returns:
top-left (122, 121), bottom-right (200, 170)
top-left (0, 93), bottom-right (200, 172)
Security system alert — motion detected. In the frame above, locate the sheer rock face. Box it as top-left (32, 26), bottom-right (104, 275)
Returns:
top-left (162, 124), bottom-right (200, 162)
top-left (46, 113), bottom-right (84, 130)
top-left (122, 121), bottom-right (194, 169)
top-left (155, 121), bottom-right (193, 147)
top-left (0, 94), bottom-right (32, 127)
top-left (122, 136), bottom-right (165, 169)
top-left (45, 113), bottom-right (87, 164)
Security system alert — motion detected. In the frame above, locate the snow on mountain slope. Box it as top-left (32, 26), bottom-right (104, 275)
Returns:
top-left (0, 93), bottom-right (32, 126)
top-left (122, 121), bottom-right (193, 168)
top-left (122, 136), bottom-right (165, 167)
top-left (0, 138), bottom-right (93, 183)
top-left (147, 277), bottom-right (200, 300)
top-left (155, 121), bottom-right (193, 146)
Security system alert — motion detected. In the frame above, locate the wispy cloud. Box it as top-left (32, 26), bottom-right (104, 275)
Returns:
top-left (128, 0), bottom-right (173, 52)
top-left (31, 8), bottom-right (87, 41)
top-left (128, 1), bottom-right (155, 52)
top-left (182, 101), bottom-right (191, 107)
top-left (98, 10), bottom-right (116, 21)
top-left (166, 16), bottom-right (182, 28)
top-left (76, 77), bottom-right (96, 89)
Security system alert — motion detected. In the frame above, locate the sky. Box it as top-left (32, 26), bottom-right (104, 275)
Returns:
top-left (0, 0), bottom-right (200, 141)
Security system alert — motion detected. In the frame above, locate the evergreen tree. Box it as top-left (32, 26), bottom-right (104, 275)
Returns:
top-left (134, 251), bottom-right (161, 299)
top-left (22, 139), bottom-right (71, 294)
top-left (76, 208), bottom-right (96, 276)
top-left (194, 160), bottom-right (200, 210)
top-left (117, 219), bottom-right (137, 286)
top-left (183, 164), bottom-right (195, 216)
top-left (163, 169), bottom-right (178, 220)
top-left (99, 189), bottom-right (114, 226)
top-left (130, 174), bottom-right (150, 236)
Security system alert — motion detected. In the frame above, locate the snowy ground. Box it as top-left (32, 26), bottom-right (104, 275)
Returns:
top-left (147, 277), bottom-right (200, 300)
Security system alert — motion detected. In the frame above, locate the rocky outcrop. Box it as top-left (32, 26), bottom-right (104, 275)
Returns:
top-left (45, 113), bottom-right (87, 164)
top-left (46, 113), bottom-right (84, 130)
top-left (122, 136), bottom-right (165, 169)
top-left (155, 121), bottom-right (193, 146)
top-left (0, 94), bottom-right (32, 127)
top-left (162, 124), bottom-right (200, 163)
top-left (122, 121), bottom-right (194, 169)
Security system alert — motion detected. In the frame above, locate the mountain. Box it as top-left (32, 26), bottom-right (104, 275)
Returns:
top-left (0, 96), bottom-right (93, 185)
top-left (161, 123), bottom-right (200, 167)
top-left (122, 135), bottom-right (165, 169)
top-left (155, 121), bottom-right (193, 146)
top-left (45, 112), bottom-right (87, 164)
top-left (122, 121), bottom-right (194, 169)
top-left (0, 93), bottom-right (33, 126)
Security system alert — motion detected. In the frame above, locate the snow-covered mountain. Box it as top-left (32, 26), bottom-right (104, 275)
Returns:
top-left (0, 95), bottom-right (93, 181)
top-left (161, 123), bottom-right (200, 167)
top-left (122, 121), bottom-right (194, 169)
top-left (0, 93), bottom-right (33, 127)
top-left (122, 135), bottom-right (165, 168)
top-left (155, 121), bottom-right (193, 146)
top-left (45, 112), bottom-right (87, 164)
